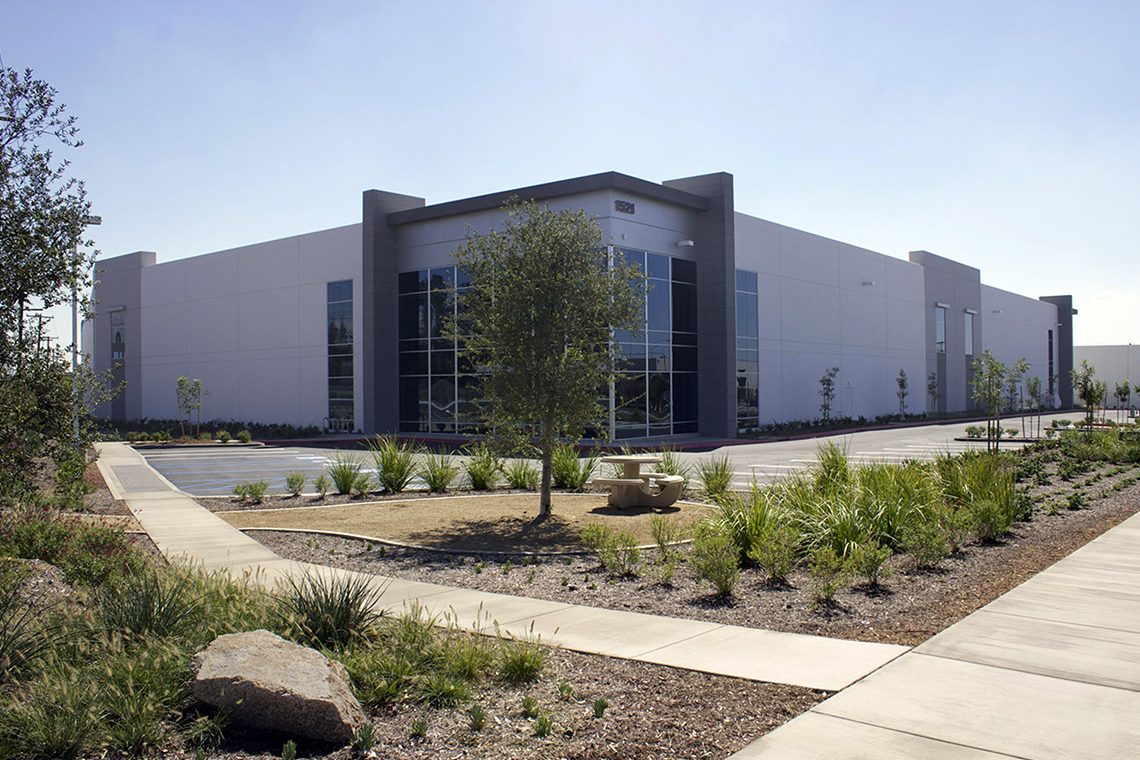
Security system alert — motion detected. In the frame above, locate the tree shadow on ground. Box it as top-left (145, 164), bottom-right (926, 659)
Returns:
top-left (400, 514), bottom-right (585, 553)
top-left (587, 505), bottom-right (682, 517)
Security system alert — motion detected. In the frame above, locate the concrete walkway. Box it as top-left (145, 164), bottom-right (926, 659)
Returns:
top-left (96, 442), bottom-right (906, 692)
top-left (735, 510), bottom-right (1140, 758)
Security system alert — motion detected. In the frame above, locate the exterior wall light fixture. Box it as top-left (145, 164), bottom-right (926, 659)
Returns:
top-left (676, 239), bottom-right (695, 248)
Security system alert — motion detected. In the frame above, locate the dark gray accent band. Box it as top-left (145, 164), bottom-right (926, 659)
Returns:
top-left (387, 171), bottom-right (709, 226)
top-left (1040, 295), bottom-right (1075, 408)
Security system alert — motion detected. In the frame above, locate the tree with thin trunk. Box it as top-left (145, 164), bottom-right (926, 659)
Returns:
top-left (926, 372), bottom-right (939, 416)
top-left (453, 201), bottom-right (642, 518)
top-left (1026, 376), bottom-right (1042, 438)
top-left (1071, 360), bottom-right (1102, 431)
top-left (1115, 380), bottom-right (1130, 424)
top-left (896, 369), bottom-right (908, 416)
top-left (971, 351), bottom-right (1006, 452)
top-left (1006, 358), bottom-right (1029, 437)
top-left (819, 366), bottom-right (839, 423)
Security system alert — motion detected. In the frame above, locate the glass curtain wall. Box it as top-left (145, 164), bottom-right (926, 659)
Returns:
top-left (398, 266), bottom-right (474, 433)
top-left (397, 249), bottom-right (698, 439)
top-left (736, 269), bottom-right (759, 432)
top-left (327, 280), bottom-right (354, 430)
top-left (613, 250), bottom-right (698, 438)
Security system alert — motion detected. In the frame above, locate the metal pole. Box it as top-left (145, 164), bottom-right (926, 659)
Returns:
top-left (74, 215), bottom-right (101, 443)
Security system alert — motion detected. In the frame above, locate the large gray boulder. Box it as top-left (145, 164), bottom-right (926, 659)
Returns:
top-left (191, 629), bottom-right (367, 744)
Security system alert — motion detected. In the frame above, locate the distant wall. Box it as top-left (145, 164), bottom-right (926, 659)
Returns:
top-left (1075, 344), bottom-right (1140, 409)
top-left (981, 285), bottom-right (1058, 406)
top-left (133, 224), bottom-right (361, 428)
top-left (735, 214), bottom-right (927, 424)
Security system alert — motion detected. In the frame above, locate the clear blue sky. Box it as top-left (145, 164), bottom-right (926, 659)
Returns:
top-left (6, 0), bottom-right (1138, 346)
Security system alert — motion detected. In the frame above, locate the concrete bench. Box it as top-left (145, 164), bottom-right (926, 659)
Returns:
top-left (591, 473), bottom-right (684, 509)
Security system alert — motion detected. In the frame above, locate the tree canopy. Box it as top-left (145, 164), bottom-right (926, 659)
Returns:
top-left (453, 201), bottom-right (643, 517)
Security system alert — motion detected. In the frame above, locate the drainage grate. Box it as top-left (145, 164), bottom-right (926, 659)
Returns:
top-left (113, 465), bottom-right (168, 494)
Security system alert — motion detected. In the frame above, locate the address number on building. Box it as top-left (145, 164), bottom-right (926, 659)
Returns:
top-left (614, 200), bottom-right (636, 215)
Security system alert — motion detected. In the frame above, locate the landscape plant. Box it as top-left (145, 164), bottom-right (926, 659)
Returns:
top-left (818, 366), bottom-right (840, 423)
top-left (422, 452), bottom-right (458, 493)
top-left (452, 200), bottom-right (642, 517)
top-left (695, 454), bottom-right (734, 500)
top-left (370, 435), bottom-right (420, 493)
top-left (327, 453), bottom-right (363, 495)
top-left (285, 471), bottom-right (305, 496)
top-left (550, 442), bottom-right (598, 490)
top-left (807, 545), bottom-right (849, 606)
top-left (1071, 360), bottom-right (1103, 430)
top-left (896, 368), bottom-right (908, 414)
top-left (1115, 380), bottom-right (1132, 423)
top-left (314, 474), bottom-right (331, 499)
top-left (231, 480), bottom-right (268, 504)
top-left (175, 376), bottom-right (204, 439)
top-left (689, 519), bottom-right (739, 595)
top-left (504, 458), bottom-right (540, 490)
top-left (463, 442), bottom-right (502, 490)
top-left (971, 351), bottom-right (1007, 451)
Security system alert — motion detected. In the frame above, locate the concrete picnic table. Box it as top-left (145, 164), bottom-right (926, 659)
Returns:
top-left (592, 454), bottom-right (684, 509)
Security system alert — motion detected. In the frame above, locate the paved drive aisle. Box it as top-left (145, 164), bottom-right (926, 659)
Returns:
top-left (735, 512), bottom-right (1140, 758)
top-left (96, 442), bottom-right (906, 693)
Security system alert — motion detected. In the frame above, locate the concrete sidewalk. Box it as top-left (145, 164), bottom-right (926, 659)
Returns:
top-left (735, 510), bottom-right (1140, 758)
top-left (96, 441), bottom-right (906, 692)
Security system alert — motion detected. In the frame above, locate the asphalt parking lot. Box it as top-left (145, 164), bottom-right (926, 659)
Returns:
top-left (140, 411), bottom-right (1086, 497)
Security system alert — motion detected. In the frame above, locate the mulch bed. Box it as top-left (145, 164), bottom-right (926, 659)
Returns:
top-left (255, 461), bottom-right (1140, 647)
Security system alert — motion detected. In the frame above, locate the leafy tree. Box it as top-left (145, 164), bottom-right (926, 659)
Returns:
top-left (1115, 380), bottom-right (1131, 423)
top-left (1005, 358), bottom-right (1029, 435)
top-left (452, 201), bottom-right (642, 517)
top-left (1025, 376), bottom-right (1043, 438)
top-left (896, 369), bottom-right (908, 415)
top-left (1071, 360), bottom-right (1102, 430)
top-left (926, 372), bottom-right (939, 415)
top-left (818, 366), bottom-right (839, 423)
top-left (0, 67), bottom-right (112, 500)
top-left (176, 375), bottom-right (204, 438)
top-left (971, 351), bottom-right (1007, 452)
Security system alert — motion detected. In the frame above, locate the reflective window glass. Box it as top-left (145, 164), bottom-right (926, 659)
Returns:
top-left (399, 351), bottom-right (427, 376)
top-left (647, 281), bottom-right (670, 332)
top-left (328, 355), bottom-right (353, 378)
top-left (736, 292), bottom-right (758, 340)
top-left (398, 270), bottom-right (426, 294)
top-left (673, 373), bottom-right (698, 422)
top-left (647, 253), bottom-right (670, 280)
top-left (935, 306), bottom-right (947, 353)
top-left (672, 257), bottom-right (697, 283)
top-left (399, 293), bottom-right (427, 340)
top-left (430, 267), bottom-right (454, 291)
top-left (672, 282), bottom-right (697, 333)
top-left (327, 280), bottom-right (353, 302)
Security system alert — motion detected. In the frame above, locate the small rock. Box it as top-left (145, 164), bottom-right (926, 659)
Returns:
top-left (191, 629), bottom-right (366, 743)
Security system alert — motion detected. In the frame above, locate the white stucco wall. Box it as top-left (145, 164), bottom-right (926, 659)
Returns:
top-left (1074, 344), bottom-right (1140, 409)
top-left (138, 224), bottom-right (362, 429)
top-left (734, 214), bottom-right (928, 424)
top-left (980, 285), bottom-right (1058, 406)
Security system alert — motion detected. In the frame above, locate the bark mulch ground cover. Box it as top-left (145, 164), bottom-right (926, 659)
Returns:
top-left (253, 459), bottom-right (1140, 647)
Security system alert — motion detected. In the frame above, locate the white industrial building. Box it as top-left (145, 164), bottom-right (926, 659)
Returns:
top-left (88, 171), bottom-right (1075, 439)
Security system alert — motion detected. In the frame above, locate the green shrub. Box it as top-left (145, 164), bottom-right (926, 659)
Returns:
top-left (964, 425), bottom-right (985, 439)
top-left (0, 663), bottom-right (103, 759)
top-left (521, 695), bottom-right (539, 719)
top-left (351, 472), bottom-right (374, 498)
top-left (464, 443), bottom-right (502, 490)
top-left (812, 442), bottom-right (851, 497)
top-left (690, 520), bottom-right (739, 595)
top-left (1067, 492), bottom-right (1087, 510)
top-left (593, 697), bottom-right (608, 718)
top-left (900, 518), bottom-right (948, 569)
top-left (936, 504), bottom-right (974, 554)
top-left (285, 472), bottom-right (306, 496)
top-left (281, 739), bottom-right (297, 760)
top-left (216, 430), bottom-right (231, 443)
top-left (747, 520), bottom-right (800, 582)
top-left (342, 650), bottom-right (417, 706)
top-left (370, 436), bottom-right (420, 493)
top-left (505, 459), bottom-right (540, 490)
top-left (418, 672), bottom-right (471, 707)
top-left (422, 452), bottom-right (458, 493)
top-left (232, 480), bottom-right (268, 504)
top-left (0, 566), bottom-right (62, 684)
top-left (580, 524), bottom-right (640, 576)
top-left (695, 455), bottom-right (734, 500)
top-left (0, 509), bottom-right (142, 587)
top-left (351, 723), bottom-right (376, 751)
top-left (467, 704), bottom-right (487, 731)
top-left (97, 565), bottom-right (203, 640)
top-left (650, 515), bottom-right (683, 559)
top-left (847, 541), bottom-right (892, 587)
top-left (440, 635), bottom-right (494, 681)
top-left (314, 474), bottom-right (331, 499)
top-left (970, 497), bottom-right (1015, 542)
top-left (551, 443), bottom-right (597, 490)
top-left (533, 711), bottom-right (553, 737)
top-left (277, 572), bottom-right (384, 650)
top-left (327, 454), bottom-right (363, 495)
top-left (410, 715), bottom-right (428, 738)
top-left (808, 545), bottom-right (849, 606)
top-left (236, 429), bottom-right (252, 444)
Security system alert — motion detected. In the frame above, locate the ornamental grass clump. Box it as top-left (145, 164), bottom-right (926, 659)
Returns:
top-left (421, 452), bottom-right (458, 493)
top-left (505, 458), bottom-right (540, 490)
top-left (327, 453), bottom-right (363, 495)
top-left (580, 523), bottom-right (640, 576)
top-left (370, 435), bottom-right (420, 493)
top-left (551, 443), bottom-right (597, 490)
top-left (463, 443), bottom-right (502, 490)
top-left (695, 455), bottom-right (734, 500)
top-left (277, 571), bottom-right (385, 650)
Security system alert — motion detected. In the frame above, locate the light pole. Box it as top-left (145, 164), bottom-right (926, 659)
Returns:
top-left (73, 214), bottom-right (101, 442)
